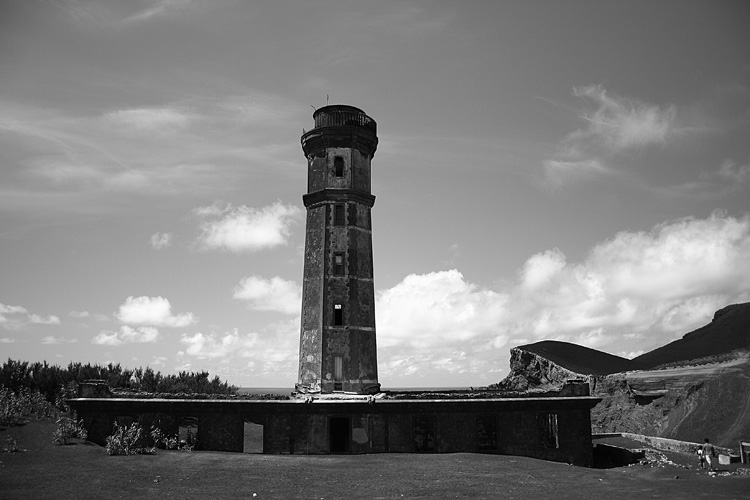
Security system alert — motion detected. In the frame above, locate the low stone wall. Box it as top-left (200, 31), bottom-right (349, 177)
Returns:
top-left (593, 432), bottom-right (741, 463)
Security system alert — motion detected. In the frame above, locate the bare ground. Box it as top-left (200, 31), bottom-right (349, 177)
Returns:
top-left (1, 420), bottom-right (748, 500)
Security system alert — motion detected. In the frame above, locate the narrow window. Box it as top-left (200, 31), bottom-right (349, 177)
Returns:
top-left (334, 156), bottom-right (344, 177)
top-left (333, 252), bottom-right (345, 275)
top-left (539, 413), bottom-right (559, 449)
top-left (333, 304), bottom-right (343, 326)
top-left (334, 355), bottom-right (343, 381)
top-left (334, 204), bottom-right (345, 226)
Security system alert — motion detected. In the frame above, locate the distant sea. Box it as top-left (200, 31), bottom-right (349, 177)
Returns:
top-left (238, 387), bottom-right (472, 396)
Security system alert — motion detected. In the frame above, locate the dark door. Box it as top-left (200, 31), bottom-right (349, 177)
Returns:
top-left (329, 417), bottom-right (350, 453)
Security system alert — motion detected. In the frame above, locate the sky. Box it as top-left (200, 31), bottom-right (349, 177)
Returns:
top-left (1, 1), bottom-right (749, 389)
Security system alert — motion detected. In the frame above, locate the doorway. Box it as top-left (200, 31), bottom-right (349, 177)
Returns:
top-left (329, 417), bottom-right (350, 453)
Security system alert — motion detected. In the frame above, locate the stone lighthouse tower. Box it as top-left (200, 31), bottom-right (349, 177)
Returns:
top-left (296, 105), bottom-right (380, 395)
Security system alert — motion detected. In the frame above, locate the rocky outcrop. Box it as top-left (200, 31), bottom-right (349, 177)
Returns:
top-left (492, 347), bottom-right (588, 392)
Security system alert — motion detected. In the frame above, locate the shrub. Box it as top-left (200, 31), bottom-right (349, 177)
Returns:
top-left (105, 422), bottom-right (155, 456)
top-left (1, 435), bottom-right (21, 453)
top-left (52, 415), bottom-right (88, 445)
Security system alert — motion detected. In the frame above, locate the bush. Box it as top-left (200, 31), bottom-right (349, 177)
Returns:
top-left (0, 386), bottom-right (56, 426)
top-left (105, 422), bottom-right (155, 456)
top-left (52, 415), bottom-right (87, 445)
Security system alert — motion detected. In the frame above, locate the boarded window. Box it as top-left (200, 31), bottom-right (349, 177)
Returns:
top-left (333, 304), bottom-right (343, 326)
top-left (413, 415), bottom-right (436, 452)
top-left (476, 415), bottom-right (497, 451)
top-left (334, 156), bottom-right (344, 177)
top-left (539, 413), bottom-right (559, 449)
top-left (334, 204), bottom-right (345, 226)
top-left (334, 252), bottom-right (345, 275)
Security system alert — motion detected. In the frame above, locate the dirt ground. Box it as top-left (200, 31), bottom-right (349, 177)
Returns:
top-left (1, 420), bottom-right (748, 500)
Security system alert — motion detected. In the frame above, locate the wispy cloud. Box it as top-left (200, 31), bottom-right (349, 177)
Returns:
top-left (659, 158), bottom-right (750, 199)
top-left (124, 0), bottom-right (193, 23)
top-left (150, 232), bottom-right (173, 250)
top-left (116, 296), bottom-right (196, 327)
top-left (570, 84), bottom-right (677, 151)
top-left (194, 201), bottom-right (302, 253)
top-left (105, 107), bottom-right (194, 132)
top-left (543, 85), bottom-right (679, 187)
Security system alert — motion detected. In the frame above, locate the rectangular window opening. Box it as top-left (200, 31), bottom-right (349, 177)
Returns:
top-left (334, 204), bottom-right (345, 226)
top-left (334, 252), bottom-right (345, 275)
top-left (333, 304), bottom-right (343, 326)
top-left (334, 156), bottom-right (345, 177)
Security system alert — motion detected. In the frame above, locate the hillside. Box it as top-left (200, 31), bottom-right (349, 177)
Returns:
top-left (494, 302), bottom-right (750, 448)
top-left (634, 303), bottom-right (750, 368)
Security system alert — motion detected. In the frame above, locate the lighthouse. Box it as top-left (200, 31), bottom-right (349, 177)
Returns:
top-left (296, 105), bottom-right (380, 395)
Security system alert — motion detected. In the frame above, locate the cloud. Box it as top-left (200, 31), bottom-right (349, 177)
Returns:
top-left (0, 338), bottom-right (15, 344)
top-left (375, 212), bottom-right (750, 382)
top-left (178, 320), bottom-right (299, 380)
top-left (543, 85), bottom-right (678, 187)
top-left (115, 296), bottom-right (196, 327)
top-left (377, 270), bottom-right (507, 349)
top-left (69, 310), bottom-right (90, 318)
top-left (1, 303), bottom-right (60, 328)
top-left (570, 84), bottom-right (677, 150)
top-left (194, 201), bottom-right (301, 253)
top-left (40, 336), bottom-right (77, 345)
top-left (105, 107), bottom-right (193, 132)
top-left (0, 303), bottom-right (28, 323)
top-left (28, 314), bottom-right (61, 325)
top-left (662, 159), bottom-right (750, 199)
top-left (124, 0), bottom-right (194, 23)
top-left (92, 326), bottom-right (160, 346)
top-left (151, 232), bottom-right (173, 249)
top-left (233, 276), bottom-right (301, 315)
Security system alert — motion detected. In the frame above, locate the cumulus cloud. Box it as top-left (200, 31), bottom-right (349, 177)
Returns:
top-left (28, 314), bottom-right (61, 325)
top-left (194, 201), bottom-right (301, 253)
top-left (233, 276), bottom-right (301, 315)
top-left (115, 296), bottom-right (196, 327)
top-left (376, 212), bottom-right (750, 382)
top-left (0, 303), bottom-right (28, 323)
top-left (1, 303), bottom-right (60, 328)
top-left (69, 310), bottom-right (90, 318)
top-left (92, 326), bottom-right (160, 346)
top-left (377, 270), bottom-right (507, 350)
top-left (150, 232), bottom-right (173, 249)
top-left (178, 320), bottom-right (299, 381)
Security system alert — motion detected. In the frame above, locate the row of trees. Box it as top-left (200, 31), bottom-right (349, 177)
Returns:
top-left (0, 358), bottom-right (237, 402)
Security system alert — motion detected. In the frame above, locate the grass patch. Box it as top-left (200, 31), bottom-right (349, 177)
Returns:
top-left (1, 419), bottom-right (748, 499)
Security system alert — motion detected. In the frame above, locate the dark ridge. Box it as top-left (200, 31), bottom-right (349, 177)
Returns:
top-left (633, 302), bottom-right (750, 368)
top-left (519, 340), bottom-right (646, 376)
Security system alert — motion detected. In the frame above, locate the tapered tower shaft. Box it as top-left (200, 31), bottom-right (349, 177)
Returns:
top-left (296, 105), bottom-right (380, 395)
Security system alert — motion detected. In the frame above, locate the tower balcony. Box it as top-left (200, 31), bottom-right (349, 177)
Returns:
top-left (302, 105), bottom-right (378, 158)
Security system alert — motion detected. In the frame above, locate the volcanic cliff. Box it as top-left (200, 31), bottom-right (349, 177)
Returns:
top-left (492, 302), bottom-right (750, 448)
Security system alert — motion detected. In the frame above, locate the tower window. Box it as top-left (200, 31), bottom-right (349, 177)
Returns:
top-left (334, 204), bottom-right (345, 226)
top-left (334, 252), bottom-right (345, 275)
top-left (334, 156), bottom-right (344, 177)
top-left (334, 355), bottom-right (343, 381)
top-left (333, 304), bottom-right (343, 326)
